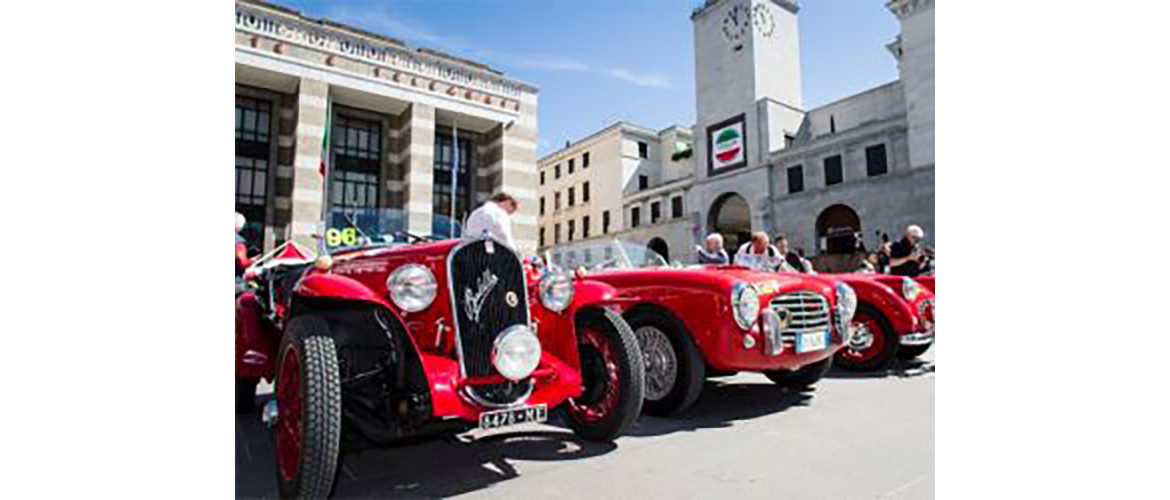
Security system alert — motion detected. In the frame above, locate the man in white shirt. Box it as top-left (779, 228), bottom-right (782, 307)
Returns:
top-left (735, 231), bottom-right (785, 271)
top-left (463, 192), bottom-right (519, 249)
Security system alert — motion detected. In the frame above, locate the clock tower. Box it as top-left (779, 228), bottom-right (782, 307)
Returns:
top-left (691, 0), bottom-right (802, 179)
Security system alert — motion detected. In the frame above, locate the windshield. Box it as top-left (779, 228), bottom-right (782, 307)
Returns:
top-left (547, 239), bottom-right (668, 271)
top-left (322, 207), bottom-right (463, 253)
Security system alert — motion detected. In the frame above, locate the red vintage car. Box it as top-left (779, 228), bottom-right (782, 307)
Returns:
top-left (235, 211), bottom-right (644, 498)
top-left (548, 241), bottom-right (857, 416)
top-left (827, 273), bottom-right (935, 370)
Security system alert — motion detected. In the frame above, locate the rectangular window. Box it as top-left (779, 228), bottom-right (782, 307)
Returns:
top-left (787, 165), bottom-right (804, 193)
top-left (865, 144), bottom-right (888, 177)
top-left (631, 206), bottom-right (641, 228)
top-left (603, 210), bottom-right (611, 233)
top-left (583, 152), bottom-right (590, 168)
top-left (650, 201), bottom-right (661, 224)
top-left (583, 182), bottom-right (590, 202)
top-left (539, 227), bottom-right (545, 247)
top-left (235, 95), bottom-right (272, 251)
top-left (639, 175), bottom-right (649, 190)
top-left (568, 158), bottom-right (575, 174)
top-left (540, 196), bottom-right (545, 216)
top-left (824, 155), bottom-right (843, 186)
top-left (433, 126), bottom-right (476, 231)
top-left (331, 113), bottom-right (382, 212)
top-left (555, 223), bottom-right (561, 244)
top-left (555, 164), bottom-right (561, 179)
top-left (555, 192), bottom-right (561, 210)
top-left (540, 171), bottom-right (545, 185)
top-left (638, 141), bottom-right (649, 159)
top-left (582, 216), bottom-right (590, 238)
top-left (568, 187), bottom-right (575, 206)
top-left (671, 196), bottom-right (683, 218)
top-left (568, 220), bottom-right (575, 242)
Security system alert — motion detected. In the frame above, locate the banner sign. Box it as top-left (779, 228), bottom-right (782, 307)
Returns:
top-left (707, 114), bottom-right (747, 174)
top-left (235, 4), bottom-right (526, 99)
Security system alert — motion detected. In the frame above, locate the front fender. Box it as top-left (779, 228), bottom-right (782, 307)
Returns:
top-left (572, 279), bottom-right (626, 308)
top-left (294, 273), bottom-right (396, 311)
top-left (235, 292), bottom-right (278, 380)
top-left (843, 278), bottom-right (919, 334)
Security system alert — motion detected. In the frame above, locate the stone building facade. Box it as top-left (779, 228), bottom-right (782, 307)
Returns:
top-left (545, 0), bottom-right (935, 267)
top-left (234, 0), bottom-right (539, 253)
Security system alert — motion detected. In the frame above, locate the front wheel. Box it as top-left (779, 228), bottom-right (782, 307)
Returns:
top-left (274, 315), bottom-right (342, 499)
top-left (764, 356), bottom-right (833, 389)
top-left (562, 308), bottom-right (645, 442)
top-left (834, 304), bottom-right (898, 371)
top-left (627, 308), bottom-right (705, 417)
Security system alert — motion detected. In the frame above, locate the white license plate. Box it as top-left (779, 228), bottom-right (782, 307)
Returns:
top-left (796, 330), bottom-right (830, 353)
top-left (478, 404), bottom-right (548, 430)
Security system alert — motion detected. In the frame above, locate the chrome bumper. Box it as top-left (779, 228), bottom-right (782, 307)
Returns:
top-left (900, 330), bottom-right (934, 346)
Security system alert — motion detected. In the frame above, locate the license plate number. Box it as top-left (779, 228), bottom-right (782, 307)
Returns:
top-left (478, 404), bottom-right (548, 430)
top-left (796, 330), bottom-right (830, 353)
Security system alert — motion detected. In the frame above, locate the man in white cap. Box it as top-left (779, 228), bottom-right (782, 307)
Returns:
top-left (888, 224), bottom-right (926, 276)
top-left (463, 192), bottom-right (519, 249)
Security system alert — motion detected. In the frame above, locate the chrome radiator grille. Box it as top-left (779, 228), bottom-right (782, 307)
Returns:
top-left (770, 291), bottom-right (831, 340)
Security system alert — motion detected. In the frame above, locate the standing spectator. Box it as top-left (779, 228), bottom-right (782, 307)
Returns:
top-left (735, 231), bottom-right (783, 271)
top-left (774, 233), bottom-right (813, 273)
top-left (696, 233), bottom-right (730, 264)
top-left (889, 225), bottom-right (927, 276)
top-left (464, 192), bottom-right (519, 249)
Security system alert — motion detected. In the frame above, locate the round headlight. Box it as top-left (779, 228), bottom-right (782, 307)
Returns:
top-left (538, 271), bottom-right (574, 313)
top-left (902, 277), bottom-right (922, 301)
top-left (387, 264), bottom-right (437, 313)
top-left (835, 282), bottom-right (858, 342)
top-left (731, 282), bottom-right (761, 331)
top-left (492, 325), bottom-right (542, 381)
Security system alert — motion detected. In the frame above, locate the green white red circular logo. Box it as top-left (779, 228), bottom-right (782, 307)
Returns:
top-left (713, 124), bottom-right (744, 167)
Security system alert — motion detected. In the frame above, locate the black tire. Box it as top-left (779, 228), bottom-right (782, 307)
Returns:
top-left (236, 378), bottom-right (258, 414)
top-left (764, 356), bottom-right (833, 389)
top-left (626, 307), bottom-right (705, 417)
top-left (897, 343), bottom-right (932, 360)
top-left (561, 308), bottom-right (645, 442)
top-left (275, 315), bottom-right (342, 499)
top-left (833, 304), bottom-right (899, 372)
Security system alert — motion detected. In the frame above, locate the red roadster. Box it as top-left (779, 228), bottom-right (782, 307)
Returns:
top-left (548, 241), bottom-right (857, 416)
top-left (235, 211), bottom-right (644, 498)
top-left (830, 273), bottom-right (935, 370)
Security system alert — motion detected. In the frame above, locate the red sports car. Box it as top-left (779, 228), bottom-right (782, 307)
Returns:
top-left (236, 211), bottom-right (644, 498)
top-left (548, 241), bottom-right (857, 416)
top-left (829, 273), bottom-right (935, 370)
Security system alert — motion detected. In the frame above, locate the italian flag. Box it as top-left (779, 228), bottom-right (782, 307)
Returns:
top-left (319, 98), bottom-right (332, 177)
top-left (714, 128), bottom-right (742, 163)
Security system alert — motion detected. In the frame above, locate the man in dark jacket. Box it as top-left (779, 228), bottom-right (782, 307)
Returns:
top-left (696, 233), bottom-right (730, 264)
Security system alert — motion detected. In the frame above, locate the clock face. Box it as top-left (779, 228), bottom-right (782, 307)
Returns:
top-left (720, 3), bottom-right (750, 47)
top-left (752, 4), bottom-right (776, 38)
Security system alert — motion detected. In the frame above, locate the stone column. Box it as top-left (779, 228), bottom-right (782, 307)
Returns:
top-left (401, 103), bottom-right (435, 235)
top-left (289, 78), bottom-right (329, 249)
top-left (493, 94), bottom-right (540, 253)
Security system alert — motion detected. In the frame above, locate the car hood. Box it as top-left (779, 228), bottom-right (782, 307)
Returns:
top-left (585, 265), bottom-right (825, 295)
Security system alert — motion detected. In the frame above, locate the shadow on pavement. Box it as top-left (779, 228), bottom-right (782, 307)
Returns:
top-left (824, 358), bottom-right (936, 380)
top-left (237, 394), bottom-right (617, 499)
top-left (627, 379), bottom-right (813, 438)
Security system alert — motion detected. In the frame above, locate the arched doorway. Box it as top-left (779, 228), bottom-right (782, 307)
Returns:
top-left (708, 193), bottom-right (751, 254)
top-left (816, 204), bottom-right (861, 254)
top-left (647, 237), bottom-right (669, 262)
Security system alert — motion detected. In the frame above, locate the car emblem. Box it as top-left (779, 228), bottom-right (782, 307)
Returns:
top-left (505, 291), bottom-right (519, 308)
top-left (464, 269), bottom-right (499, 323)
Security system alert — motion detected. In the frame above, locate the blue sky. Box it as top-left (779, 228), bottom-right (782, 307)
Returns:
top-left (279, 0), bottom-right (900, 155)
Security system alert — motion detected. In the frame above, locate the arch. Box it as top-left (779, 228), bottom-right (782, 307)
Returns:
top-left (708, 192), bottom-right (751, 254)
top-left (647, 237), bottom-right (669, 262)
top-left (815, 204), bottom-right (862, 255)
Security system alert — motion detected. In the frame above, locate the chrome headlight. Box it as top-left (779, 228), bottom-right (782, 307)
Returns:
top-left (835, 282), bottom-right (858, 341)
top-left (492, 325), bottom-right (542, 381)
top-left (731, 282), bottom-right (761, 331)
top-left (538, 271), bottom-right (574, 313)
top-left (902, 277), bottom-right (923, 302)
top-left (387, 264), bottom-right (437, 312)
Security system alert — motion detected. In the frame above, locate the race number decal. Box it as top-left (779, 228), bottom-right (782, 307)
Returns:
top-left (325, 227), bottom-right (358, 247)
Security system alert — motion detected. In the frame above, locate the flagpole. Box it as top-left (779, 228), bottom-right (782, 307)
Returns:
top-left (318, 97), bottom-right (332, 255)
top-left (450, 120), bottom-right (459, 239)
